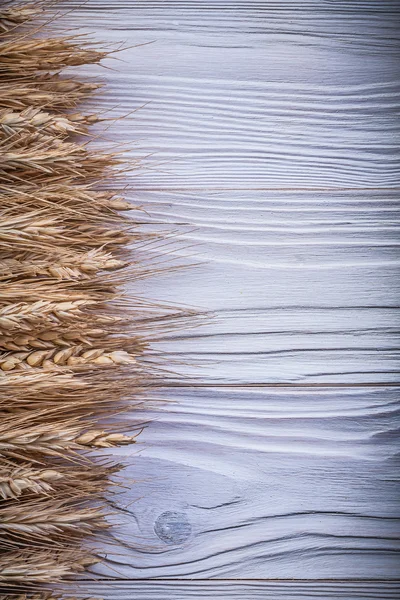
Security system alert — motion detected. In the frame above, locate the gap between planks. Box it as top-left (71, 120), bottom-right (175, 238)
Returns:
top-left (63, 578), bottom-right (400, 586)
top-left (131, 187), bottom-right (400, 192)
top-left (57, 579), bottom-right (400, 600)
top-left (74, 577), bottom-right (400, 582)
top-left (146, 382), bottom-right (400, 388)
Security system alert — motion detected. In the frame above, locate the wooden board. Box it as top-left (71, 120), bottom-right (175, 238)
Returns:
top-left (146, 308), bottom-right (400, 384)
top-left (56, 0), bottom-right (400, 593)
top-left (136, 189), bottom-right (400, 383)
top-left (84, 386), bottom-right (400, 579)
top-left (59, 580), bottom-right (400, 599)
top-left (60, 3), bottom-right (400, 190)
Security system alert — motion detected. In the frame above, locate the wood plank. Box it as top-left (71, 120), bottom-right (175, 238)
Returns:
top-left (59, 5), bottom-right (400, 189)
top-left (58, 580), bottom-right (400, 600)
top-left (146, 308), bottom-right (400, 384)
top-left (131, 189), bottom-right (400, 383)
top-left (81, 386), bottom-right (400, 579)
top-left (63, 1), bottom-right (400, 10)
top-left (134, 189), bottom-right (400, 228)
top-left (134, 189), bottom-right (400, 309)
top-left (57, 6), bottom-right (400, 383)
top-left (55, 0), bottom-right (400, 584)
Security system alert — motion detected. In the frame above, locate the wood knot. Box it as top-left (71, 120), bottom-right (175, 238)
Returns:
top-left (154, 511), bottom-right (192, 545)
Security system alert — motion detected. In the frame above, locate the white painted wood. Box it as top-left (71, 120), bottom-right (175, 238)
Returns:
top-left (61, 580), bottom-right (400, 600)
top-left (134, 190), bottom-right (400, 382)
top-left (85, 386), bottom-right (400, 579)
top-left (147, 309), bottom-right (400, 383)
top-left (56, 7), bottom-right (400, 385)
top-left (136, 188), bottom-right (400, 316)
top-left (55, 0), bottom-right (400, 586)
top-left (134, 189), bottom-right (400, 382)
top-left (65, 1), bottom-right (400, 8)
top-left (59, 3), bottom-right (400, 189)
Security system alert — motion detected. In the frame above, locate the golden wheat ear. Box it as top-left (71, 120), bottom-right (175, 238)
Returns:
top-left (0, 4), bottom-right (44, 34)
top-left (0, 1), bottom-right (188, 596)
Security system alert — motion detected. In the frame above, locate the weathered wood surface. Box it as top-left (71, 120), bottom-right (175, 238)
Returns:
top-left (148, 307), bottom-right (400, 383)
top-left (62, 4), bottom-right (400, 189)
top-left (58, 0), bottom-right (400, 591)
top-left (62, 580), bottom-right (400, 600)
top-left (87, 386), bottom-right (400, 578)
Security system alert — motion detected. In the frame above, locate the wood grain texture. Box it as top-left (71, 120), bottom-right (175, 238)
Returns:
top-left (60, 4), bottom-right (400, 189)
top-left (136, 190), bottom-right (400, 383)
top-left (56, 0), bottom-right (400, 586)
top-left (147, 307), bottom-right (400, 384)
top-left (83, 386), bottom-right (400, 579)
top-left (64, 1), bottom-right (400, 8)
top-left (136, 189), bottom-right (400, 309)
top-left (60, 580), bottom-right (400, 600)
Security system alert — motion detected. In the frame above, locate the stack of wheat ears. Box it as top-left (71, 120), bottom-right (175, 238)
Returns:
top-left (0, 2), bottom-right (178, 598)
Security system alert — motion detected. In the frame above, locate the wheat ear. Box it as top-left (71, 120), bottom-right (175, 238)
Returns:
top-left (0, 467), bottom-right (64, 499)
top-left (0, 0), bottom-right (187, 594)
top-left (0, 550), bottom-right (98, 585)
top-left (0, 108), bottom-right (96, 138)
top-left (0, 5), bottom-right (43, 34)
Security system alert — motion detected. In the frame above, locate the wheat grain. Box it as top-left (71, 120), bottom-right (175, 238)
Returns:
top-left (0, 108), bottom-right (94, 138)
top-left (0, 467), bottom-right (64, 499)
top-left (0, 347), bottom-right (136, 371)
top-left (0, 0), bottom-right (186, 593)
top-left (0, 549), bottom-right (98, 585)
top-left (0, 37), bottom-right (106, 75)
top-left (0, 5), bottom-right (42, 34)
top-left (0, 499), bottom-right (107, 546)
top-left (0, 300), bottom-right (93, 333)
top-left (0, 77), bottom-right (101, 109)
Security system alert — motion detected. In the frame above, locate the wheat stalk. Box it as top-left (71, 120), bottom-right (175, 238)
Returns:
top-left (0, 250), bottom-right (126, 281)
top-left (0, 37), bottom-right (106, 75)
top-left (0, 549), bottom-right (98, 585)
top-left (0, 214), bottom-right (133, 252)
top-left (0, 595), bottom-right (95, 600)
top-left (0, 346), bottom-right (136, 371)
top-left (0, 135), bottom-right (120, 185)
top-left (0, 331), bottom-right (144, 358)
top-left (0, 370), bottom-right (81, 394)
top-left (3, 465), bottom-right (119, 500)
top-left (0, 213), bottom-right (64, 243)
top-left (0, 419), bottom-right (137, 460)
top-left (0, 327), bottom-right (107, 351)
top-left (0, 5), bottom-right (43, 34)
top-left (0, 108), bottom-right (95, 138)
top-left (0, 1), bottom-right (187, 594)
top-left (0, 300), bottom-right (94, 333)
top-left (0, 498), bottom-right (107, 547)
top-left (0, 370), bottom-right (149, 418)
top-left (0, 77), bottom-right (101, 109)
top-left (0, 462), bottom-right (119, 500)
top-left (1, 184), bottom-right (134, 219)
top-left (0, 466), bottom-right (64, 499)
